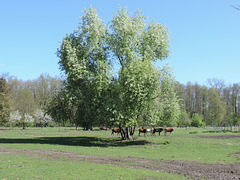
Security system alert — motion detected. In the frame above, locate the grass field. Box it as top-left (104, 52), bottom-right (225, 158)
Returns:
top-left (0, 127), bottom-right (239, 179)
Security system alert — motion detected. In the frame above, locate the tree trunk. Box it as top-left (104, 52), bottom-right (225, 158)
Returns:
top-left (130, 126), bottom-right (135, 136)
top-left (120, 127), bottom-right (134, 140)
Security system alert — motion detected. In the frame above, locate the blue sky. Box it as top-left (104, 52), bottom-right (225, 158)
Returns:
top-left (1, 0), bottom-right (239, 85)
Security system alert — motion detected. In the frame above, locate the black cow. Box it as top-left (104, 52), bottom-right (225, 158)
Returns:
top-left (152, 128), bottom-right (164, 136)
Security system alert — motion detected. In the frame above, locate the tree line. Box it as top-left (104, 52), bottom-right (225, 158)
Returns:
top-left (0, 73), bottom-right (63, 128)
top-left (1, 74), bottom-right (239, 130)
top-left (176, 79), bottom-right (240, 127)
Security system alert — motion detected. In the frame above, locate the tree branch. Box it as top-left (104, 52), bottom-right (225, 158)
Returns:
top-left (230, 5), bottom-right (240, 10)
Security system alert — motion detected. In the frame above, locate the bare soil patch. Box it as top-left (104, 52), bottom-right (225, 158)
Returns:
top-left (0, 146), bottom-right (240, 179)
top-left (0, 129), bottom-right (9, 133)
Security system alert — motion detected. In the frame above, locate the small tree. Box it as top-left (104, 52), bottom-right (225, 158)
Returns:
top-left (23, 113), bottom-right (34, 128)
top-left (9, 111), bottom-right (34, 129)
top-left (46, 87), bottom-right (76, 127)
top-left (9, 110), bottom-right (21, 128)
top-left (191, 113), bottom-right (204, 127)
top-left (0, 76), bottom-right (12, 125)
top-left (208, 88), bottom-right (226, 126)
top-left (177, 110), bottom-right (191, 127)
top-left (34, 109), bottom-right (52, 127)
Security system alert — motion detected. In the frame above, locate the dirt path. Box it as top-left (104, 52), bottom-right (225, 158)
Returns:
top-left (0, 146), bottom-right (240, 180)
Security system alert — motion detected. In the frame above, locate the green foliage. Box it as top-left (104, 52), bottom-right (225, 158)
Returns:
top-left (117, 60), bottom-right (160, 127)
top-left (191, 113), bottom-right (204, 127)
top-left (7, 74), bottom-right (63, 111)
top-left (46, 87), bottom-right (75, 126)
top-left (14, 88), bottom-right (36, 117)
top-left (207, 88), bottom-right (226, 126)
top-left (56, 6), bottom-right (174, 139)
top-left (154, 65), bottom-right (180, 126)
top-left (0, 76), bottom-right (12, 124)
top-left (9, 110), bottom-right (34, 129)
top-left (227, 111), bottom-right (240, 125)
top-left (57, 7), bottom-right (110, 129)
top-left (189, 131), bottom-right (198, 134)
top-left (177, 110), bottom-right (191, 127)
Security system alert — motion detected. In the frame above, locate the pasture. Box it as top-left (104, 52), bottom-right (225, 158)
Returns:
top-left (0, 127), bottom-right (239, 179)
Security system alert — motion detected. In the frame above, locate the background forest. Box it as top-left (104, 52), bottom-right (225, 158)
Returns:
top-left (1, 73), bottom-right (240, 129)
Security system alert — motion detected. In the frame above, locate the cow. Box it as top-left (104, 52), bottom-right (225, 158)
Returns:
top-left (152, 128), bottom-right (164, 136)
top-left (146, 128), bottom-right (152, 135)
top-left (100, 127), bottom-right (108, 131)
top-left (112, 128), bottom-right (121, 135)
top-left (164, 128), bottom-right (174, 135)
top-left (139, 128), bottom-right (147, 136)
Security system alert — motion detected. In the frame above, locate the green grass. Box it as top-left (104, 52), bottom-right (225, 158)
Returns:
top-left (0, 153), bottom-right (188, 180)
top-left (0, 127), bottom-right (239, 179)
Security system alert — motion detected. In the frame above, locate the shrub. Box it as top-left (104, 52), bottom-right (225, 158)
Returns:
top-left (191, 113), bottom-right (204, 127)
top-left (189, 131), bottom-right (198, 134)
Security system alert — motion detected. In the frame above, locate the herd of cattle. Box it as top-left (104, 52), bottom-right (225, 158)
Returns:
top-left (111, 127), bottom-right (174, 136)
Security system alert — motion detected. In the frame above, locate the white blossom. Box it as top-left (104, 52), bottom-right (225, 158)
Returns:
top-left (9, 110), bottom-right (21, 123)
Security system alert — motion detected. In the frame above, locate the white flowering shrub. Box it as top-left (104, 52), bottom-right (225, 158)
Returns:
top-left (9, 110), bottom-right (21, 124)
top-left (24, 113), bottom-right (34, 123)
top-left (34, 109), bottom-right (52, 127)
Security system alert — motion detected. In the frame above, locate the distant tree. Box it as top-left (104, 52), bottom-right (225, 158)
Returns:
top-left (35, 74), bottom-right (63, 109)
top-left (191, 113), bottom-right (204, 127)
top-left (174, 81), bottom-right (185, 109)
top-left (200, 86), bottom-right (209, 124)
top-left (14, 88), bottom-right (36, 124)
top-left (46, 87), bottom-right (76, 127)
top-left (9, 110), bottom-right (34, 129)
top-left (23, 113), bottom-right (34, 128)
top-left (33, 109), bottom-right (52, 127)
top-left (7, 74), bottom-right (63, 111)
top-left (184, 82), bottom-right (194, 117)
top-left (207, 78), bottom-right (225, 99)
top-left (9, 110), bottom-right (21, 127)
top-left (0, 76), bottom-right (12, 124)
top-left (177, 110), bottom-right (191, 127)
top-left (207, 88), bottom-right (226, 126)
top-left (230, 83), bottom-right (240, 117)
top-left (193, 83), bottom-right (203, 115)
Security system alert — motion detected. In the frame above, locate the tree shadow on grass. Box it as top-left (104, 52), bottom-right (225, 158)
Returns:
top-left (0, 137), bottom-right (150, 147)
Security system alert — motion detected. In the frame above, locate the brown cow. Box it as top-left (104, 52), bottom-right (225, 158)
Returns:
top-left (112, 128), bottom-right (121, 135)
top-left (139, 128), bottom-right (147, 136)
top-left (164, 128), bottom-right (174, 135)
